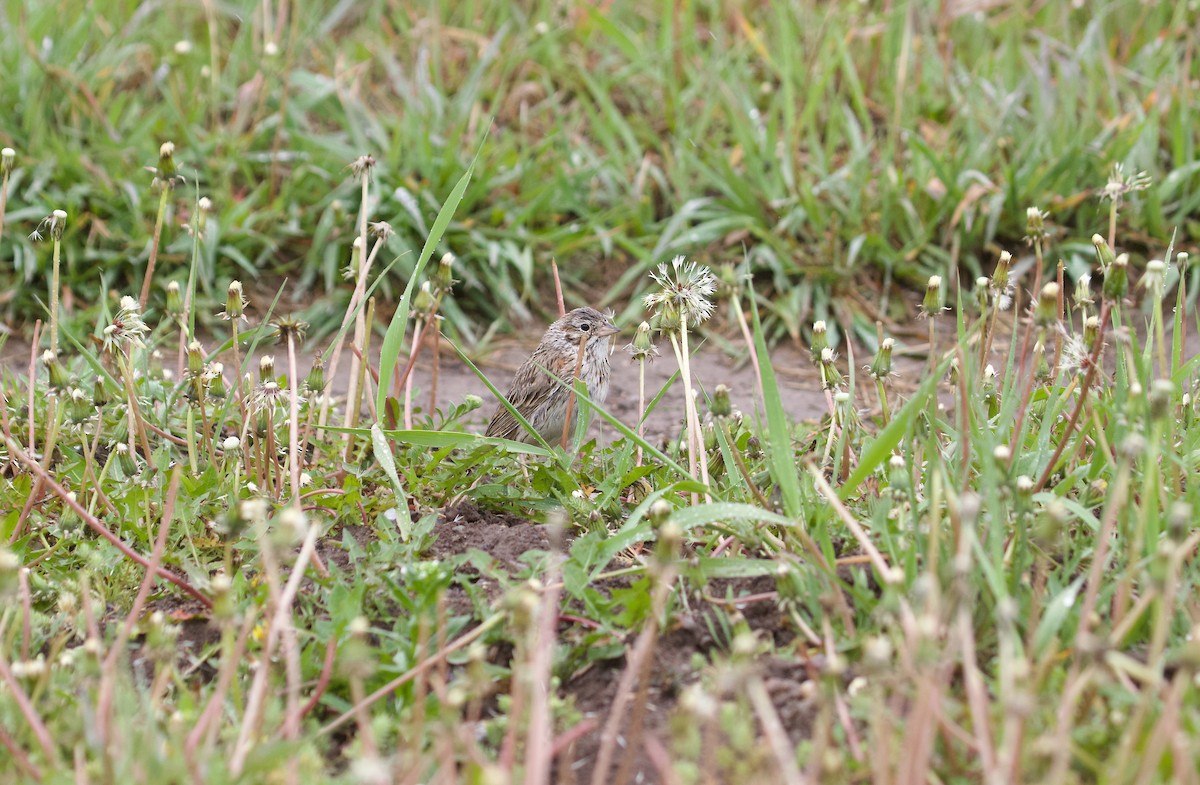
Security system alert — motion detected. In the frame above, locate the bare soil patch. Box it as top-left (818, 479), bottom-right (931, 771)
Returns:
top-left (427, 503), bottom-right (818, 785)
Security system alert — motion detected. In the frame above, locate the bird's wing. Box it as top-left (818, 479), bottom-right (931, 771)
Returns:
top-left (484, 357), bottom-right (560, 441)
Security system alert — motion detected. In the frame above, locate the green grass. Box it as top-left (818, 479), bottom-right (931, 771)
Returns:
top-left (1, 0), bottom-right (1196, 344)
top-left (4, 145), bottom-right (1200, 779)
top-left (5, 1), bottom-right (1200, 783)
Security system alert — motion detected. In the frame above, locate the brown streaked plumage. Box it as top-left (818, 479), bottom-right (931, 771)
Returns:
top-left (485, 307), bottom-right (619, 444)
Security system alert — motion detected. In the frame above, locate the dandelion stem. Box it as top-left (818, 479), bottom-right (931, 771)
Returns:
top-left (0, 163), bottom-right (11, 250)
top-left (140, 188), bottom-right (170, 309)
top-left (404, 316), bottom-right (423, 430)
top-left (342, 164), bottom-right (373, 443)
top-left (927, 317), bottom-right (936, 377)
top-left (429, 320), bottom-right (441, 417)
top-left (636, 356), bottom-right (646, 467)
top-left (1153, 289), bottom-right (1168, 379)
top-left (286, 332), bottom-right (302, 505)
top-left (1034, 302), bottom-right (1112, 491)
top-left (1051, 261), bottom-right (1065, 378)
top-left (1108, 199), bottom-right (1118, 251)
top-left (49, 235), bottom-right (62, 357)
top-left (673, 326), bottom-right (710, 501)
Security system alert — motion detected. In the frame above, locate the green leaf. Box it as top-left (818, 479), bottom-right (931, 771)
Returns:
top-left (839, 354), bottom-right (946, 500)
top-left (376, 140), bottom-right (486, 416)
top-left (393, 430), bottom-right (553, 456)
top-left (668, 502), bottom-right (795, 531)
top-left (748, 292), bottom-right (802, 515)
top-left (1032, 577), bottom-right (1084, 657)
top-left (371, 423), bottom-right (410, 541)
top-left (686, 557), bottom-right (778, 579)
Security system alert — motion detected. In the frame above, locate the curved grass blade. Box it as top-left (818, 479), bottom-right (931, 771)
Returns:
top-left (376, 139), bottom-right (486, 416)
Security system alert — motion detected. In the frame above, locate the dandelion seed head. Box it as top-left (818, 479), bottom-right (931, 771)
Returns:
top-left (645, 255), bottom-right (717, 329)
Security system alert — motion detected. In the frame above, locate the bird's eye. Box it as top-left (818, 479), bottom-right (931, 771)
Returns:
top-left (579, 323), bottom-right (590, 331)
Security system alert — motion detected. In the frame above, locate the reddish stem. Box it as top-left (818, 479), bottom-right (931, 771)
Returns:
top-left (1035, 301), bottom-right (1112, 491)
top-left (4, 436), bottom-right (212, 608)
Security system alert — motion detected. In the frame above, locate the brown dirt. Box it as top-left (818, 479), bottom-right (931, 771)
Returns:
top-left (426, 504), bottom-right (821, 785)
top-left (427, 501), bottom-right (551, 617)
top-left (559, 574), bottom-right (813, 785)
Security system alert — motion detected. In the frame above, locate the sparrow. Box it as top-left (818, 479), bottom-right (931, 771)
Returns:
top-left (485, 307), bottom-right (619, 444)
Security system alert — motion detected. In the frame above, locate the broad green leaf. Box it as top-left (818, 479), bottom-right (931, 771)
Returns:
top-left (371, 423), bottom-right (410, 541)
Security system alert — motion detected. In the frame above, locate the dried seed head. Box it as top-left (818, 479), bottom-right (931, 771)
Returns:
top-left (922, 275), bottom-right (944, 317)
top-left (1, 147), bottom-right (14, 176)
top-left (155, 141), bottom-right (178, 186)
top-left (1104, 253), bottom-right (1129, 301)
top-left (711, 384), bottom-right (732, 418)
top-left (810, 320), bottom-right (829, 364)
top-left (1033, 339), bottom-right (1051, 382)
top-left (435, 251), bottom-right (457, 292)
top-left (655, 520), bottom-right (683, 560)
top-left (1140, 259), bottom-right (1167, 299)
top-left (1149, 379), bottom-right (1175, 422)
top-left (1092, 234), bottom-right (1115, 269)
top-left (1025, 206), bottom-right (1047, 239)
top-left (259, 355), bottom-right (275, 382)
top-left (992, 251), bottom-right (1012, 293)
top-left (869, 337), bottom-right (894, 380)
top-left (1073, 274), bottom-right (1094, 311)
top-left (414, 281), bottom-right (435, 315)
top-left (206, 363), bottom-right (227, 399)
top-left (647, 499), bottom-right (673, 528)
top-left (1100, 163), bottom-right (1151, 202)
top-left (221, 280), bottom-right (247, 321)
top-left (250, 382), bottom-right (286, 417)
top-left (92, 375), bottom-right (110, 407)
top-left (1177, 252), bottom-right (1190, 273)
top-left (1035, 282), bottom-right (1060, 327)
top-left (103, 296), bottom-right (150, 353)
top-left (165, 280), bottom-right (183, 321)
top-left (864, 636), bottom-right (893, 669)
top-left (1168, 502), bottom-right (1191, 541)
top-left (975, 276), bottom-right (990, 311)
top-left (645, 255), bottom-right (717, 330)
top-left (30, 210), bottom-right (67, 243)
top-left (626, 320), bottom-right (658, 363)
top-left (187, 340), bottom-right (205, 376)
top-left (42, 350), bottom-right (69, 391)
top-left (195, 196), bottom-right (212, 235)
top-left (820, 347), bottom-right (842, 390)
top-left (1083, 315), bottom-right (1101, 351)
top-left (304, 357), bottom-right (326, 395)
top-left (349, 154), bottom-right (376, 179)
top-left (50, 210), bottom-right (67, 241)
top-left (369, 221), bottom-right (394, 240)
top-left (272, 315), bottom-right (308, 345)
top-left (1119, 434), bottom-right (1146, 460)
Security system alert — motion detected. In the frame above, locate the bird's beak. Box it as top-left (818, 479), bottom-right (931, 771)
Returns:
top-left (595, 321), bottom-right (620, 338)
